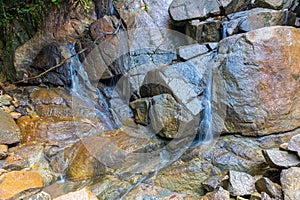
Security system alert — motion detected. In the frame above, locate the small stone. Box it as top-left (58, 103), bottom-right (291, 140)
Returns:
top-left (236, 196), bottom-right (248, 200)
top-left (279, 143), bottom-right (289, 151)
top-left (262, 149), bottom-right (300, 168)
top-left (10, 111), bottom-right (22, 119)
top-left (255, 177), bottom-right (282, 199)
top-left (11, 98), bottom-right (19, 107)
top-left (280, 167), bottom-right (300, 200)
top-left (228, 170), bottom-right (256, 196)
top-left (287, 134), bottom-right (300, 153)
top-left (54, 188), bottom-right (98, 200)
top-left (0, 94), bottom-right (12, 106)
top-left (0, 171), bottom-right (43, 200)
top-left (250, 192), bottom-right (261, 200)
top-left (0, 144), bottom-right (8, 159)
top-left (129, 98), bottom-right (151, 125)
top-left (202, 187), bottom-right (230, 200)
top-left (202, 175), bottom-right (229, 192)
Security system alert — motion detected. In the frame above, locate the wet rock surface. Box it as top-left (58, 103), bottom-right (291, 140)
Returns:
top-left (0, 171), bottom-right (43, 200)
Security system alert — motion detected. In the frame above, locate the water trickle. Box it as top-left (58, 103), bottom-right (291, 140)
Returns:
top-left (67, 43), bottom-right (116, 130)
top-left (284, 9), bottom-right (289, 26)
top-left (221, 22), bottom-right (228, 39)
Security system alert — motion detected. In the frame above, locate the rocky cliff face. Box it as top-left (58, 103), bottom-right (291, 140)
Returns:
top-left (0, 0), bottom-right (300, 199)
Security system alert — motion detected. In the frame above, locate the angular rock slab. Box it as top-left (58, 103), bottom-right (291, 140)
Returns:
top-left (0, 171), bottom-right (43, 200)
top-left (288, 134), bottom-right (300, 153)
top-left (280, 167), bottom-right (300, 200)
top-left (169, 0), bottom-right (251, 21)
top-left (0, 110), bottom-right (22, 144)
top-left (214, 26), bottom-right (300, 136)
top-left (255, 177), bottom-right (282, 199)
top-left (262, 149), bottom-right (300, 168)
top-left (227, 170), bottom-right (256, 196)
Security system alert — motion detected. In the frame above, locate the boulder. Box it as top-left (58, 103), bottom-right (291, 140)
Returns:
top-left (0, 171), bottom-right (43, 200)
top-left (225, 8), bottom-right (296, 36)
top-left (186, 18), bottom-right (222, 43)
top-left (287, 134), bottom-right (300, 153)
top-left (0, 110), bottom-right (22, 144)
top-left (54, 188), bottom-right (98, 200)
top-left (227, 170), bottom-right (256, 196)
top-left (255, 177), bottom-right (282, 199)
top-left (201, 187), bottom-right (230, 200)
top-left (129, 97), bottom-right (152, 125)
top-left (169, 0), bottom-right (251, 21)
top-left (280, 167), bottom-right (300, 200)
top-left (202, 175), bottom-right (229, 192)
top-left (262, 149), bottom-right (300, 168)
top-left (214, 26), bottom-right (300, 136)
top-left (251, 0), bottom-right (296, 9)
top-left (149, 94), bottom-right (194, 138)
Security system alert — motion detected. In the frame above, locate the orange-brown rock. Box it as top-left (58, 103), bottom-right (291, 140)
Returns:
top-left (54, 188), bottom-right (98, 200)
top-left (214, 26), bottom-right (300, 136)
top-left (0, 171), bottom-right (43, 199)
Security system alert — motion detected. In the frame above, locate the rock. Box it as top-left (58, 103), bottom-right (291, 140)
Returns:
top-left (255, 177), bottom-right (282, 199)
top-left (30, 88), bottom-right (66, 106)
top-left (279, 142), bottom-right (289, 151)
top-left (252, 0), bottom-right (284, 9)
top-left (261, 192), bottom-right (274, 200)
top-left (14, 1), bottom-right (97, 79)
top-left (149, 94), bottom-right (194, 138)
top-left (0, 144), bottom-right (8, 159)
top-left (280, 167), bottom-right (300, 200)
top-left (262, 149), bottom-right (300, 168)
top-left (54, 188), bottom-right (98, 200)
top-left (250, 192), bottom-right (262, 200)
top-left (186, 19), bottom-right (222, 43)
top-left (169, 0), bottom-right (219, 21)
top-left (154, 157), bottom-right (220, 196)
top-left (225, 8), bottom-right (296, 37)
top-left (129, 97), bottom-right (152, 125)
top-left (177, 43), bottom-right (209, 60)
top-left (141, 52), bottom-right (215, 116)
top-left (227, 170), bottom-right (256, 196)
top-left (65, 140), bottom-right (106, 181)
top-left (10, 111), bottom-right (22, 119)
top-left (201, 187), bottom-right (230, 200)
top-left (202, 175), bottom-right (229, 192)
top-left (257, 130), bottom-right (300, 149)
top-left (214, 26), bottom-right (300, 136)
top-left (30, 43), bottom-right (71, 86)
top-left (288, 134), bottom-right (300, 153)
top-left (0, 171), bottom-right (43, 200)
top-left (0, 143), bottom-right (58, 185)
top-left (169, 0), bottom-right (250, 21)
top-left (27, 191), bottom-right (51, 200)
top-left (0, 94), bottom-right (12, 106)
top-left (0, 110), bottom-right (22, 144)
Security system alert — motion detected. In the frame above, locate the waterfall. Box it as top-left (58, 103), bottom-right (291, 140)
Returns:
top-left (67, 43), bottom-right (116, 130)
top-left (221, 21), bottom-right (228, 39)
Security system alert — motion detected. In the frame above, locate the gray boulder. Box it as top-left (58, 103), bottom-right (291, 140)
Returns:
top-left (227, 170), bottom-right (256, 196)
top-left (262, 149), bottom-right (300, 168)
top-left (214, 26), bottom-right (300, 136)
top-left (255, 177), bottom-right (282, 199)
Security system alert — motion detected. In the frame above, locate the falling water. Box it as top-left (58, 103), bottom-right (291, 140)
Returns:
top-left (221, 21), bottom-right (228, 39)
top-left (67, 43), bottom-right (115, 130)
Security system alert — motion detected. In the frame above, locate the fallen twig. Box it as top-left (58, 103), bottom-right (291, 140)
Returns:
top-left (14, 19), bottom-right (122, 84)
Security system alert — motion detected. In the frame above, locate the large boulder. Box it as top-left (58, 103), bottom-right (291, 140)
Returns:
top-left (280, 167), bottom-right (300, 200)
top-left (214, 26), bottom-right (300, 136)
top-left (169, 0), bottom-right (251, 21)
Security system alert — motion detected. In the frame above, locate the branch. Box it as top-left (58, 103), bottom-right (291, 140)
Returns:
top-left (14, 20), bottom-right (122, 84)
